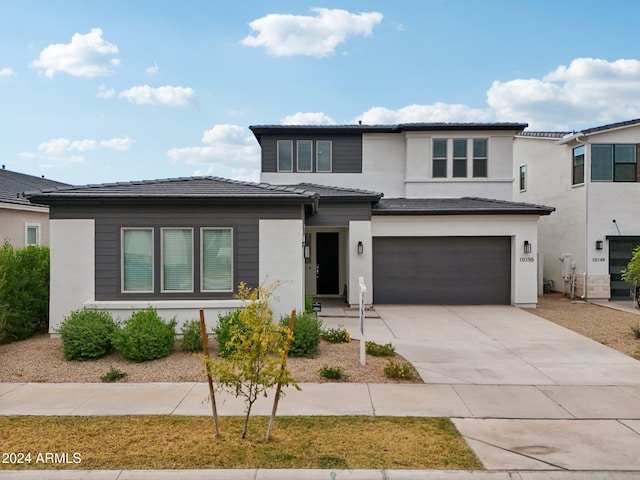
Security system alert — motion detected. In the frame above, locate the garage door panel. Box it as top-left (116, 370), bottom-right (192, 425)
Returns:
top-left (373, 236), bottom-right (511, 305)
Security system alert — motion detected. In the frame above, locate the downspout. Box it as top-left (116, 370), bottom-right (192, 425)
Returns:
top-left (575, 135), bottom-right (589, 299)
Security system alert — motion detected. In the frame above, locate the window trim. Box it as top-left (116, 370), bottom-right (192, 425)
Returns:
top-left (161, 227), bottom-right (194, 293)
top-left (25, 223), bottom-right (40, 246)
top-left (316, 140), bottom-right (332, 172)
top-left (296, 140), bottom-right (313, 172)
top-left (200, 227), bottom-right (234, 293)
top-left (121, 228), bottom-right (154, 294)
top-left (277, 140), bottom-right (293, 172)
top-left (519, 165), bottom-right (527, 192)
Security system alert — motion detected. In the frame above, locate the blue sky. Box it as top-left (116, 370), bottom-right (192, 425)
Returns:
top-left (2, 0), bottom-right (640, 185)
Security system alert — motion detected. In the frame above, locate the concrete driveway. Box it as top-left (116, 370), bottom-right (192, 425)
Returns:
top-left (322, 304), bottom-right (640, 471)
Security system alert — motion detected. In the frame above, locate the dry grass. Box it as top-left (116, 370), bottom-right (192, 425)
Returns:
top-left (0, 416), bottom-right (482, 471)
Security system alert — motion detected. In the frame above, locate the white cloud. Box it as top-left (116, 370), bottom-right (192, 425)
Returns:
top-left (241, 8), bottom-right (383, 57)
top-left (96, 85), bottom-right (115, 98)
top-left (487, 58), bottom-right (640, 130)
top-left (118, 85), bottom-right (197, 107)
top-left (281, 112), bottom-right (336, 125)
top-left (167, 124), bottom-right (260, 181)
top-left (31, 28), bottom-right (120, 78)
top-left (20, 136), bottom-right (134, 166)
top-left (146, 63), bottom-right (159, 75)
top-left (0, 67), bottom-right (15, 77)
top-left (356, 103), bottom-right (494, 125)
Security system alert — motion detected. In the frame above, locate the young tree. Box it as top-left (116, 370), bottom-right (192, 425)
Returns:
top-left (206, 282), bottom-right (298, 439)
top-left (622, 245), bottom-right (640, 306)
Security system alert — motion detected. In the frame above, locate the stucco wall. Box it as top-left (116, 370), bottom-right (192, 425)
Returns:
top-left (0, 204), bottom-right (51, 247)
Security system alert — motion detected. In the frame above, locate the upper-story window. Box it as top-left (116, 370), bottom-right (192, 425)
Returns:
top-left (277, 140), bottom-right (293, 172)
top-left (297, 140), bottom-right (312, 172)
top-left (316, 140), bottom-right (332, 172)
top-left (25, 223), bottom-right (40, 246)
top-left (591, 144), bottom-right (637, 182)
top-left (433, 138), bottom-right (488, 178)
top-left (519, 165), bottom-right (527, 191)
top-left (572, 145), bottom-right (585, 185)
top-left (432, 139), bottom-right (447, 177)
top-left (473, 139), bottom-right (488, 177)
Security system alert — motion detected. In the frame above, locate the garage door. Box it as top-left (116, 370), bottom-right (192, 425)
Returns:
top-left (373, 236), bottom-right (511, 304)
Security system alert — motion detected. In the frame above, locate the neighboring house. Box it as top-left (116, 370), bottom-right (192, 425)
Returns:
top-left (252, 123), bottom-right (553, 308)
top-left (0, 166), bottom-right (69, 247)
top-left (514, 118), bottom-right (640, 301)
top-left (27, 123), bottom-right (555, 334)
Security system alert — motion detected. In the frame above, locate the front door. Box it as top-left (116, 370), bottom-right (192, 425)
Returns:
top-left (316, 232), bottom-right (339, 294)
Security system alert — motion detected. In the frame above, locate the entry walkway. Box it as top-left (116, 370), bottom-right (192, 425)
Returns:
top-left (2, 305), bottom-right (640, 478)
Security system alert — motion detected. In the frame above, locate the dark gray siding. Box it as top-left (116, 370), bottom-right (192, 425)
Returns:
top-left (306, 202), bottom-right (371, 227)
top-left (373, 236), bottom-right (511, 305)
top-left (261, 134), bottom-right (362, 173)
top-left (50, 202), bottom-right (304, 301)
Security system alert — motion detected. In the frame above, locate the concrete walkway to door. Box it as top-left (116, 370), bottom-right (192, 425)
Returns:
top-left (321, 304), bottom-right (640, 471)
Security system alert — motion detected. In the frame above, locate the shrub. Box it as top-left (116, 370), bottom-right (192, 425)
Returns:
top-left (58, 308), bottom-right (117, 360)
top-left (281, 311), bottom-right (322, 358)
top-left (112, 308), bottom-right (177, 362)
top-left (0, 242), bottom-right (50, 341)
top-left (214, 309), bottom-right (244, 357)
top-left (632, 325), bottom-right (640, 339)
top-left (304, 294), bottom-right (313, 313)
top-left (365, 341), bottom-right (396, 357)
top-left (318, 365), bottom-right (349, 380)
top-left (382, 360), bottom-right (415, 380)
top-left (100, 366), bottom-right (127, 382)
top-left (180, 319), bottom-right (203, 352)
top-left (321, 326), bottom-right (351, 344)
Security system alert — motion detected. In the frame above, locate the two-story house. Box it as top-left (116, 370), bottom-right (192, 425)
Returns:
top-left (27, 122), bottom-right (553, 334)
top-left (0, 166), bottom-right (69, 247)
top-left (515, 118), bottom-right (640, 302)
top-left (252, 123), bottom-right (553, 309)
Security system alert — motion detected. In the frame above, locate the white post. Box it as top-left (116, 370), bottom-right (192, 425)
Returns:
top-left (359, 276), bottom-right (367, 366)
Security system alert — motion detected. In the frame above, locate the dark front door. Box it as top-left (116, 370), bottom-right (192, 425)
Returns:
top-left (609, 237), bottom-right (640, 299)
top-left (316, 232), bottom-right (339, 294)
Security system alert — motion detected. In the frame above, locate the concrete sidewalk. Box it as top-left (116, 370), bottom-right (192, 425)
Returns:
top-left (2, 305), bottom-right (640, 478)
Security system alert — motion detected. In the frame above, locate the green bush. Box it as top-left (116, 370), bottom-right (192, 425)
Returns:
top-left (304, 294), bottom-right (313, 313)
top-left (100, 366), bottom-right (127, 382)
top-left (112, 308), bottom-right (177, 362)
top-left (0, 242), bottom-right (50, 341)
top-left (321, 326), bottom-right (351, 344)
top-left (382, 360), bottom-right (415, 380)
top-left (632, 325), bottom-right (640, 339)
top-left (180, 319), bottom-right (203, 352)
top-left (214, 309), bottom-right (244, 357)
top-left (365, 341), bottom-right (396, 357)
top-left (281, 312), bottom-right (322, 358)
top-left (58, 308), bottom-right (117, 360)
top-left (318, 365), bottom-right (349, 380)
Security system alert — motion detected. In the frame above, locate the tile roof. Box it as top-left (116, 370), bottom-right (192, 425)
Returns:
top-left (0, 168), bottom-right (69, 207)
top-left (372, 197), bottom-right (554, 216)
top-left (25, 176), bottom-right (319, 205)
top-left (581, 118), bottom-right (640, 134)
top-left (517, 131), bottom-right (570, 139)
top-left (280, 183), bottom-right (383, 201)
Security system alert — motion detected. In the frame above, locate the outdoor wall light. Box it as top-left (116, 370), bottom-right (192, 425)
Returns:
top-left (357, 241), bottom-right (364, 255)
top-left (523, 240), bottom-right (532, 254)
top-left (596, 240), bottom-right (604, 250)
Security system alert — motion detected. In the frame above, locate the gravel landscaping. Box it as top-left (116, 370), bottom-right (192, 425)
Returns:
top-left (1, 293), bottom-right (639, 384)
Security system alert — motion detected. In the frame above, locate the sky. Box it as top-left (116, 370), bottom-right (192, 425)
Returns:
top-left (2, 0), bottom-right (640, 186)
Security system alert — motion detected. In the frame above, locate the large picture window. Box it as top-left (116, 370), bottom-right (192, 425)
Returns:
top-left (122, 228), bottom-right (154, 292)
top-left (591, 144), bottom-right (637, 182)
top-left (162, 228), bottom-right (193, 292)
top-left (201, 228), bottom-right (233, 292)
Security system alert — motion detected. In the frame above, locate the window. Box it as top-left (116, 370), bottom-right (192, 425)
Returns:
top-left (162, 228), bottom-right (193, 292)
top-left (277, 140), bottom-right (293, 172)
top-left (316, 140), bottom-right (332, 172)
top-left (297, 140), bottom-right (312, 172)
top-left (25, 224), bottom-right (40, 246)
top-left (201, 228), bottom-right (233, 292)
top-left (432, 139), bottom-right (447, 178)
top-left (572, 145), bottom-right (585, 185)
top-left (122, 229), bottom-right (153, 292)
top-left (473, 139), bottom-right (488, 177)
top-left (591, 144), bottom-right (637, 182)
top-left (453, 139), bottom-right (467, 177)
top-left (519, 165), bottom-right (527, 191)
